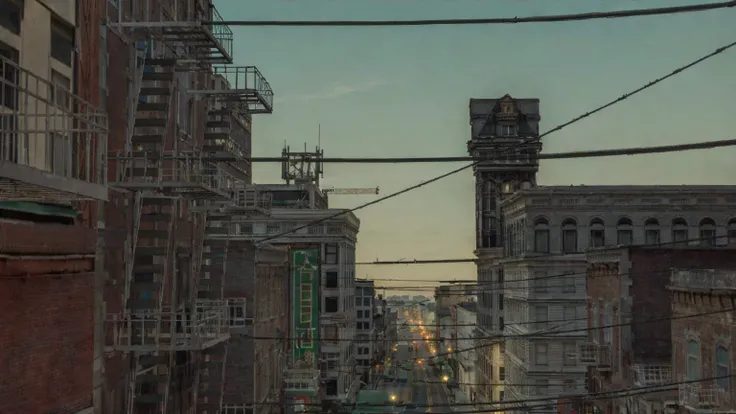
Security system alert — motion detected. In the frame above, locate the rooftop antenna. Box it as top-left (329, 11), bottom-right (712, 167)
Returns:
top-left (318, 124), bottom-right (321, 150)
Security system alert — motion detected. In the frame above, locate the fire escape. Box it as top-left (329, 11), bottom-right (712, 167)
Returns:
top-left (102, 0), bottom-right (273, 412)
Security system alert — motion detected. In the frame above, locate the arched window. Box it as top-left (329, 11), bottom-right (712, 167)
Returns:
top-left (699, 218), bottom-right (717, 246)
top-left (644, 218), bottom-right (660, 245)
top-left (729, 219), bottom-right (736, 245)
top-left (687, 339), bottom-right (700, 380)
top-left (534, 217), bottom-right (550, 253)
top-left (672, 218), bottom-right (689, 246)
top-left (589, 218), bottom-right (606, 248)
top-left (716, 345), bottom-right (730, 390)
top-left (561, 219), bottom-right (578, 253)
top-left (617, 217), bottom-right (633, 245)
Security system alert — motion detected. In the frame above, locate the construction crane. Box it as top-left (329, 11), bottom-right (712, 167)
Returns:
top-left (323, 187), bottom-right (380, 195)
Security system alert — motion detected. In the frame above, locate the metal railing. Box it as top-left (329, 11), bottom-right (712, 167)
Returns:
top-left (106, 302), bottom-right (230, 351)
top-left (0, 54), bottom-right (108, 200)
top-left (632, 364), bottom-right (672, 386)
top-left (232, 187), bottom-right (273, 211)
top-left (284, 369), bottom-right (320, 391)
top-left (578, 342), bottom-right (612, 366)
top-left (679, 383), bottom-right (725, 409)
top-left (671, 268), bottom-right (736, 291)
top-left (209, 66), bottom-right (274, 114)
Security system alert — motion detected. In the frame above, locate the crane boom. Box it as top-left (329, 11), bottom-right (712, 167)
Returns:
top-left (323, 187), bottom-right (379, 195)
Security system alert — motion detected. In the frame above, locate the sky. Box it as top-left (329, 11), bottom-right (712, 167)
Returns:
top-left (215, 0), bottom-right (736, 294)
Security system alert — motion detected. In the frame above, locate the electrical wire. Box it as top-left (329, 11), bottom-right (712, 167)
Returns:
top-left (207, 1), bottom-right (736, 26)
top-left (246, 137), bottom-right (736, 163)
top-left (255, 39), bottom-right (736, 245)
top-left (244, 301), bottom-right (732, 342)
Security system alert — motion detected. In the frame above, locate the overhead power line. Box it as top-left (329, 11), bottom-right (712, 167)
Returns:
top-left (255, 39), bottom-right (734, 245)
top-left (246, 137), bottom-right (736, 163)
top-left (208, 1), bottom-right (736, 27)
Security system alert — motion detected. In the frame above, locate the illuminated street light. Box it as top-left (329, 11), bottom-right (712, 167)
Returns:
top-left (442, 375), bottom-right (449, 382)
top-left (390, 394), bottom-right (397, 401)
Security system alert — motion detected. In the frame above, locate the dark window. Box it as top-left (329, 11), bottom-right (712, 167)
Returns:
top-left (325, 296), bottom-right (338, 313)
top-left (50, 18), bottom-right (74, 66)
top-left (0, 0), bottom-right (22, 35)
top-left (325, 271), bottom-right (338, 288)
top-left (325, 243), bottom-right (338, 264)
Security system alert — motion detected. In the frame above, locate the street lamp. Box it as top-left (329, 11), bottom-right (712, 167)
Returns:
top-left (442, 375), bottom-right (449, 382)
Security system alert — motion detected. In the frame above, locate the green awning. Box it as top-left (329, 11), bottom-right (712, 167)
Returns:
top-left (0, 201), bottom-right (79, 218)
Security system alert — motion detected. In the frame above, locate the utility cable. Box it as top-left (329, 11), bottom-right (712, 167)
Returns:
top-left (244, 301), bottom-right (731, 342)
top-left (208, 1), bottom-right (736, 26)
top-left (246, 137), bottom-right (736, 163)
top-left (254, 39), bottom-right (735, 245)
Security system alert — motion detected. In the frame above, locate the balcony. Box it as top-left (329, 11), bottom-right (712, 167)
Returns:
top-left (284, 368), bottom-right (320, 393)
top-left (671, 269), bottom-right (736, 292)
top-left (107, 0), bottom-right (233, 63)
top-left (193, 66), bottom-right (274, 115)
top-left (679, 383), bottom-right (725, 410)
top-left (0, 55), bottom-right (108, 201)
top-left (105, 300), bottom-right (230, 352)
top-left (632, 364), bottom-right (672, 386)
top-left (111, 152), bottom-right (231, 200)
top-left (578, 343), bottom-right (611, 369)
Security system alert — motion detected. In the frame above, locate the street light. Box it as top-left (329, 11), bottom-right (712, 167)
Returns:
top-left (442, 375), bottom-right (449, 382)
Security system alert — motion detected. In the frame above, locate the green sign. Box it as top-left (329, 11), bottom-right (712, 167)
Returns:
top-left (291, 248), bottom-right (320, 367)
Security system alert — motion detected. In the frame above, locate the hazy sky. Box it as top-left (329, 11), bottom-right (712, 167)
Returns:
top-left (216, 0), bottom-right (736, 293)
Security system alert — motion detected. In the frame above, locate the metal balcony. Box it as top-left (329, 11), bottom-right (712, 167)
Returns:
top-left (632, 364), bottom-right (672, 386)
top-left (105, 300), bottom-right (230, 352)
top-left (679, 384), bottom-right (725, 410)
top-left (107, 0), bottom-right (233, 64)
top-left (0, 55), bottom-right (107, 201)
top-left (110, 151), bottom-right (231, 200)
top-left (284, 369), bottom-right (320, 392)
top-left (578, 342), bottom-right (611, 369)
top-left (193, 66), bottom-right (274, 115)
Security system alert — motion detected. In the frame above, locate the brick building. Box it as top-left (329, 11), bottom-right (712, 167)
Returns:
top-left (0, 0), bottom-right (106, 412)
top-left (584, 247), bottom-right (736, 414)
top-left (670, 268), bottom-right (736, 413)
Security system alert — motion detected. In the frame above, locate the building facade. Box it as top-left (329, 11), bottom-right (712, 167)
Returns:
top-left (356, 279), bottom-right (376, 382)
top-left (670, 268), bottom-right (736, 414)
top-left (585, 248), bottom-right (736, 414)
top-left (499, 186), bottom-right (736, 411)
top-left (468, 94), bottom-right (543, 411)
top-left (451, 302), bottom-right (478, 404)
top-left (229, 191), bottom-right (360, 402)
top-left (0, 0), bottom-right (105, 412)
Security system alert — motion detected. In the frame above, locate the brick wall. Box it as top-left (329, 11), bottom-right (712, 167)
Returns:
top-left (0, 272), bottom-right (94, 413)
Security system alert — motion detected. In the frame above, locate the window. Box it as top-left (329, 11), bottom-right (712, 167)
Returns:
top-left (563, 379), bottom-right (576, 391)
top-left (499, 124), bottom-right (517, 136)
top-left (616, 217), bottom-right (633, 245)
top-left (561, 219), bottom-right (578, 253)
top-left (563, 342), bottom-right (576, 366)
top-left (716, 345), bottom-right (730, 390)
top-left (534, 379), bottom-right (549, 395)
top-left (498, 294), bottom-right (504, 310)
top-left (325, 271), bottom-right (338, 288)
top-left (0, 0), bottom-right (22, 34)
top-left (364, 310), bottom-right (371, 319)
top-left (325, 244), bottom-right (338, 264)
top-left (357, 310), bottom-right (363, 318)
top-left (363, 297), bottom-right (370, 306)
top-left (325, 297), bottom-right (338, 313)
top-left (589, 218), bottom-right (605, 247)
top-left (50, 18), bottom-right (74, 66)
top-left (686, 339), bottom-right (700, 380)
top-left (49, 69), bottom-right (71, 109)
top-left (644, 218), bottom-right (660, 245)
top-left (499, 390), bottom-right (504, 401)
top-left (563, 305), bottom-right (576, 322)
top-left (728, 219), bottom-right (736, 245)
top-left (562, 272), bottom-right (576, 293)
top-left (355, 297), bottom-right (360, 306)
top-left (534, 217), bottom-right (550, 253)
top-left (99, 25), bottom-right (108, 111)
top-left (535, 306), bottom-right (548, 330)
top-left (499, 366), bottom-right (505, 380)
top-left (672, 218), bottom-right (689, 246)
top-left (699, 218), bottom-right (717, 246)
top-left (498, 317), bottom-right (504, 330)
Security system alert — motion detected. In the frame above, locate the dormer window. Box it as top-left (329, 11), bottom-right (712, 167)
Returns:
top-left (499, 124), bottom-right (517, 136)
top-left (501, 102), bottom-right (514, 114)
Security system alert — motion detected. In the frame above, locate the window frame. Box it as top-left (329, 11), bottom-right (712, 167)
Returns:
top-left (716, 345), bottom-right (730, 390)
top-left (50, 17), bottom-right (75, 67)
top-left (324, 243), bottom-right (339, 264)
top-left (686, 338), bottom-right (700, 380)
